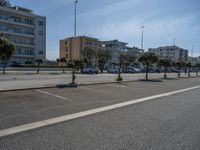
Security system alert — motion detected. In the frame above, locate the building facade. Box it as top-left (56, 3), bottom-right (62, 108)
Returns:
top-left (149, 46), bottom-right (188, 62)
top-left (0, 0), bottom-right (46, 64)
top-left (60, 36), bottom-right (102, 60)
top-left (102, 40), bottom-right (128, 64)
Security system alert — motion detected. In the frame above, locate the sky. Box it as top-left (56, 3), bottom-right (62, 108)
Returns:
top-left (9, 0), bottom-right (200, 60)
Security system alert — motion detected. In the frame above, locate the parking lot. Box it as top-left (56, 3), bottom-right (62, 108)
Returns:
top-left (0, 77), bottom-right (200, 130)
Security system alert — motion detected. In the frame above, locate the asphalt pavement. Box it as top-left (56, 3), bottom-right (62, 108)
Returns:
top-left (0, 80), bottom-right (200, 150)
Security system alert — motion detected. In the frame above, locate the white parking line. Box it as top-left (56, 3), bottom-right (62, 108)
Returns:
top-left (36, 89), bottom-right (72, 101)
top-left (0, 85), bottom-right (200, 137)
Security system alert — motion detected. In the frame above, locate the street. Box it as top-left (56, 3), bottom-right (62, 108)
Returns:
top-left (0, 77), bottom-right (200, 149)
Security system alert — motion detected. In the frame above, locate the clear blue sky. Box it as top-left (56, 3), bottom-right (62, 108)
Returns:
top-left (10, 0), bottom-right (200, 60)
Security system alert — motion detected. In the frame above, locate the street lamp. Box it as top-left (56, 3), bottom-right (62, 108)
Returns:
top-left (74, 0), bottom-right (78, 38)
top-left (141, 26), bottom-right (144, 51)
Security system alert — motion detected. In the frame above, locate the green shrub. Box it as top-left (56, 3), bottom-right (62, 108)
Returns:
top-left (115, 76), bottom-right (123, 82)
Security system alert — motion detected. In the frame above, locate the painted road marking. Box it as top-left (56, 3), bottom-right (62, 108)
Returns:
top-left (0, 85), bottom-right (200, 137)
top-left (36, 89), bottom-right (72, 101)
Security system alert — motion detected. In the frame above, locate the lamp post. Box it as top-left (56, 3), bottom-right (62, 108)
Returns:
top-left (73, 0), bottom-right (78, 60)
top-left (141, 26), bottom-right (144, 51)
top-left (140, 26), bottom-right (144, 69)
top-left (74, 0), bottom-right (78, 38)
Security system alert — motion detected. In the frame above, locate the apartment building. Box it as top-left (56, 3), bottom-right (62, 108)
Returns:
top-left (149, 46), bottom-right (188, 62)
top-left (0, 0), bottom-right (46, 64)
top-left (102, 40), bottom-right (128, 63)
top-left (60, 36), bottom-right (102, 60)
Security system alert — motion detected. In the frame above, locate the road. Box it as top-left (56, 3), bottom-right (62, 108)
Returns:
top-left (0, 78), bottom-right (200, 149)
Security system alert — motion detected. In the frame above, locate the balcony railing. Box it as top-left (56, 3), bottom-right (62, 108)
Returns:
top-left (0, 17), bottom-right (34, 27)
top-left (0, 29), bottom-right (34, 37)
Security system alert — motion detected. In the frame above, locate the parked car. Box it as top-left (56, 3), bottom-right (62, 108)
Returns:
top-left (81, 67), bottom-right (99, 74)
top-left (122, 66), bottom-right (140, 73)
top-left (107, 66), bottom-right (121, 74)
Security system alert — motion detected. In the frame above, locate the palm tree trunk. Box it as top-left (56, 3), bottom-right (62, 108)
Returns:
top-left (146, 64), bottom-right (149, 80)
top-left (3, 57), bottom-right (6, 74)
top-left (72, 70), bottom-right (76, 84)
top-left (188, 67), bottom-right (190, 76)
top-left (37, 63), bottom-right (40, 74)
top-left (164, 67), bottom-right (167, 79)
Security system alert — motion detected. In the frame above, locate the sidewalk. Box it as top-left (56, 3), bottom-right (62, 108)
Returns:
top-left (0, 73), bottom-right (196, 92)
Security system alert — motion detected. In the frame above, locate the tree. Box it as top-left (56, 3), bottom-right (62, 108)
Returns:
top-left (116, 52), bottom-right (129, 82)
top-left (82, 46), bottom-right (96, 66)
top-left (158, 58), bottom-right (172, 78)
top-left (0, 37), bottom-right (16, 74)
top-left (172, 61), bottom-right (184, 77)
top-left (195, 63), bottom-right (200, 77)
top-left (138, 52), bottom-right (158, 80)
top-left (67, 60), bottom-right (84, 84)
top-left (35, 58), bottom-right (44, 74)
top-left (186, 62), bottom-right (192, 77)
top-left (96, 48), bottom-right (111, 73)
top-left (57, 58), bottom-right (67, 73)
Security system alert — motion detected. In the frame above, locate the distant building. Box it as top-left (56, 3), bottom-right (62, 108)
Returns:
top-left (0, 0), bottom-right (46, 64)
top-left (148, 46), bottom-right (188, 62)
top-left (59, 36), bottom-right (102, 60)
top-left (126, 46), bottom-right (144, 65)
top-left (102, 40), bottom-right (128, 63)
top-left (188, 56), bottom-right (200, 64)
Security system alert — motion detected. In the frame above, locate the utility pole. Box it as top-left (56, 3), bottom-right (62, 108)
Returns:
top-left (73, 0), bottom-right (78, 60)
top-left (74, 0), bottom-right (78, 38)
top-left (141, 26), bottom-right (144, 51)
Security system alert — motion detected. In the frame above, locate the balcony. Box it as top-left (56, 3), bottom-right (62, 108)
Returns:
top-left (0, 18), bottom-right (34, 28)
top-left (14, 54), bottom-right (35, 58)
top-left (15, 43), bottom-right (34, 48)
top-left (0, 29), bottom-right (34, 38)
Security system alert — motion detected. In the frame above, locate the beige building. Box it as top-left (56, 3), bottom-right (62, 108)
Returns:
top-left (59, 36), bottom-right (102, 60)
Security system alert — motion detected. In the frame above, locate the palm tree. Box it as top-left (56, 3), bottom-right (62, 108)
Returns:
top-left (0, 37), bottom-right (16, 74)
top-left (186, 62), bottom-right (192, 77)
top-left (35, 58), bottom-right (44, 74)
top-left (173, 61), bottom-right (184, 78)
top-left (96, 48), bottom-right (111, 73)
top-left (139, 52), bottom-right (158, 80)
top-left (67, 60), bottom-right (84, 84)
top-left (158, 58), bottom-right (172, 79)
top-left (57, 58), bottom-right (67, 73)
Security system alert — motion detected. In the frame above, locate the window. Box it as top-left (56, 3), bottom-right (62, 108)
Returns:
top-left (12, 28), bottom-right (21, 33)
top-left (39, 50), bottom-right (44, 55)
top-left (11, 16), bottom-right (21, 23)
top-left (0, 24), bottom-right (6, 31)
top-left (38, 21), bottom-right (44, 26)
top-left (0, 14), bottom-right (7, 20)
top-left (25, 19), bottom-right (32, 25)
top-left (65, 41), bottom-right (68, 45)
top-left (16, 48), bottom-right (22, 55)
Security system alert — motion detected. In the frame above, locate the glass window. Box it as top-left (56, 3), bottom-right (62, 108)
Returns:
top-left (25, 19), bottom-right (32, 25)
top-left (0, 14), bottom-right (7, 20)
top-left (38, 21), bottom-right (44, 26)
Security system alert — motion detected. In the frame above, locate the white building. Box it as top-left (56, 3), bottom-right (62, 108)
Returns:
top-left (0, 0), bottom-right (46, 64)
top-left (149, 46), bottom-right (188, 62)
top-left (103, 40), bottom-right (128, 64)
